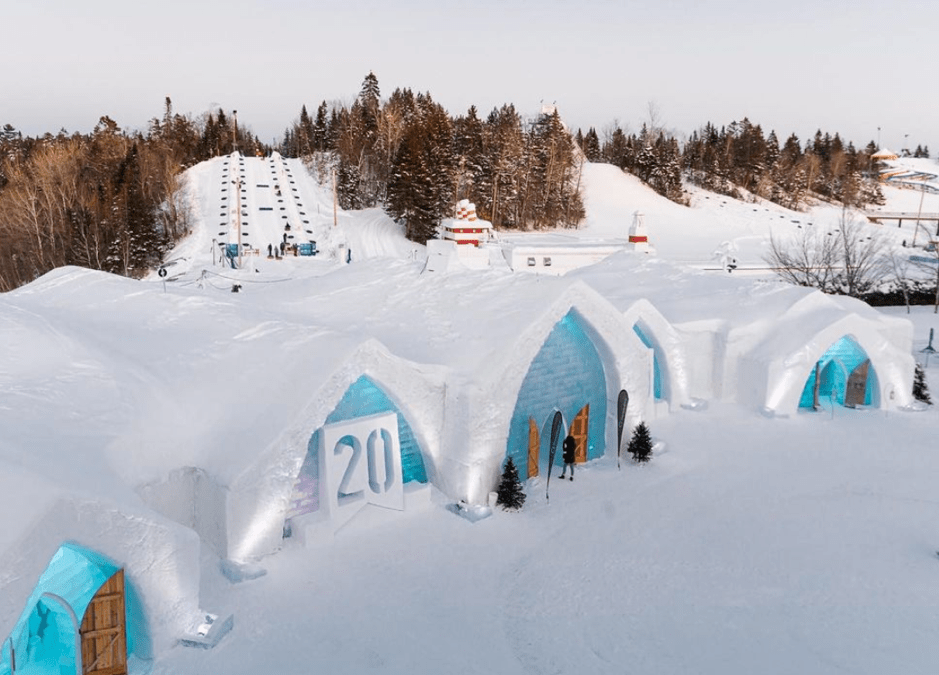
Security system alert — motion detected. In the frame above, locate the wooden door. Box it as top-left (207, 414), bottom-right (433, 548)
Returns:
top-left (845, 360), bottom-right (870, 408)
top-left (571, 404), bottom-right (589, 463)
top-left (80, 569), bottom-right (127, 675)
top-left (527, 418), bottom-right (539, 478)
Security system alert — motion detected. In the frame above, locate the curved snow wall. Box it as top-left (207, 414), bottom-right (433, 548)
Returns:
top-left (505, 311), bottom-right (607, 480)
top-left (798, 335), bottom-right (878, 407)
top-left (1, 543), bottom-right (148, 675)
top-left (632, 323), bottom-right (663, 400)
top-left (288, 375), bottom-right (427, 518)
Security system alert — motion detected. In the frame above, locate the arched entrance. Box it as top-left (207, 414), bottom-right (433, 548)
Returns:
top-left (632, 323), bottom-right (664, 400)
top-left (287, 375), bottom-right (428, 521)
top-left (1, 544), bottom-right (146, 675)
top-left (506, 311), bottom-right (607, 480)
top-left (799, 336), bottom-right (880, 409)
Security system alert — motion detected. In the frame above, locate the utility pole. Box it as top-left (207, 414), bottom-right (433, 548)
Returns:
top-left (913, 183), bottom-right (926, 247)
top-left (235, 173), bottom-right (242, 269)
top-left (332, 166), bottom-right (338, 228)
top-left (232, 110), bottom-right (241, 268)
top-left (877, 126), bottom-right (881, 148)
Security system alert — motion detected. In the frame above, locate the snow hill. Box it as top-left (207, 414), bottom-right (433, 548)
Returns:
top-left (1, 153), bottom-right (938, 675)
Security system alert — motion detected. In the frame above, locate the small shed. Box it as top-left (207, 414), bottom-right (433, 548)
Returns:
top-left (871, 148), bottom-right (899, 162)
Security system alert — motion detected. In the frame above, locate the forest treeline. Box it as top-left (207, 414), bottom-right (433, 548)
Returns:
top-left (0, 99), bottom-right (265, 291)
top-left (1, 72), bottom-right (897, 291)
top-left (282, 73), bottom-right (585, 243)
top-left (574, 117), bottom-right (887, 210)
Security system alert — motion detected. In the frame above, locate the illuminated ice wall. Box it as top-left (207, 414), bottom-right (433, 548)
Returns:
top-left (0, 543), bottom-right (146, 675)
top-left (799, 335), bottom-right (877, 407)
top-left (632, 323), bottom-right (663, 400)
top-left (505, 311), bottom-right (607, 479)
top-left (288, 375), bottom-right (427, 519)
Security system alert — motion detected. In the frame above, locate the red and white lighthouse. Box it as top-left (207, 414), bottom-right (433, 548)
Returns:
top-left (629, 211), bottom-right (651, 253)
top-left (442, 200), bottom-right (492, 247)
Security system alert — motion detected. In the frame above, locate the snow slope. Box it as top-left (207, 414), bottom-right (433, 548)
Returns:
top-left (1, 154), bottom-right (938, 675)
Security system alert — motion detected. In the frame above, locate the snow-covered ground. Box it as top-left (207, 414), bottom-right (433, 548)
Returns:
top-left (154, 367), bottom-right (939, 675)
top-left (2, 153), bottom-right (938, 675)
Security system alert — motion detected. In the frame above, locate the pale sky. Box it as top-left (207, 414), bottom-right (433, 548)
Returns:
top-left (3, 0), bottom-right (936, 153)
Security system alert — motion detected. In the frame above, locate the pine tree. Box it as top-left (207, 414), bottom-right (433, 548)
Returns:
top-left (627, 422), bottom-right (653, 463)
top-left (496, 457), bottom-right (526, 510)
top-left (913, 363), bottom-right (932, 404)
top-left (297, 104), bottom-right (314, 156)
top-left (582, 127), bottom-right (601, 162)
top-left (313, 101), bottom-right (329, 151)
top-left (478, 104), bottom-right (525, 229)
top-left (453, 105), bottom-right (485, 201)
top-left (601, 126), bottom-right (628, 168)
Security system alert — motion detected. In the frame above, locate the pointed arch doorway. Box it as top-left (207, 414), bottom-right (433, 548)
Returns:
top-left (523, 403), bottom-right (591, 478)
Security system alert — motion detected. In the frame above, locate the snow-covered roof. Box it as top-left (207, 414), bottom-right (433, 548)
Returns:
top-left (872, 147), bottom-right (899, 159)
top-left (1, 249), bottom-right (910, 494)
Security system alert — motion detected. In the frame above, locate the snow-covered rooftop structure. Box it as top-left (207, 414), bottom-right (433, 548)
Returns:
top-left (871, 147), bottom-right (899, 161)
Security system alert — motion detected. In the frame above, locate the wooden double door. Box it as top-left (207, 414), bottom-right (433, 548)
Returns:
top-left (527, 404), bottom-right (589, 478)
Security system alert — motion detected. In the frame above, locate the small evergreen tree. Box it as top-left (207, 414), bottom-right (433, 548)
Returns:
top-left (913, 363), bottom-right (932, 404)
top-left (627, 422), bottom-right (653, 463)
top-left (496, 457), bottom-right (526, 510)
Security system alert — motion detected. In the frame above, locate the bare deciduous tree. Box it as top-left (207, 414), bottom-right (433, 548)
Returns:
top-left (765, 225), bottom-right (840, 293)
top-left (837, 212), bottom-right (889, 297)
top-left (887, 248), bottom-right (914, 313)
top-left (765, 212), bottom-right (888, 297)
top-left (910, 242), bottom-right (939, 313)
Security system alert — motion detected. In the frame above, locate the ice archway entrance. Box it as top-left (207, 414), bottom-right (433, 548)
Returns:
top-left (1, 543), bottom-right (147, 675)
top-left (632, 323), bottom-right (664, 400)
top-left (286, 375), bottom-right (429, 525)
top-left (799, 336), bottom-right (879, 409)
top-left (507, 311), bottom-right (607, 481)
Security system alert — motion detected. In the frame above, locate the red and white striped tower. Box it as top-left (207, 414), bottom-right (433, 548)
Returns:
top-left (629, 211), bottom-right (650, 253)
top-left (443, 199), bottom-right (490, 246)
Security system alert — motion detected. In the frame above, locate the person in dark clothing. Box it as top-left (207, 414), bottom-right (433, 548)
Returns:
top-left (560, 434), bottom-right (576, 480)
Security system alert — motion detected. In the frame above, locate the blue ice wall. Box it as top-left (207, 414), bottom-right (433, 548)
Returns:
top-left (799, 336), bottom-right (875, 407)
top-left (327, 376), bottom-right (427, 484)
top-left (0, 543), bottom-right (146, 675)
top-left (288, 375), bottom-right (427, 519)
top-left (632, 324), bottom-right (663, 400)
top-left (506, 311), bottom-right (607, 480)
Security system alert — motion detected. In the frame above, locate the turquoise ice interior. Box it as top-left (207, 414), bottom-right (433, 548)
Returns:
top-left (799, 335), bottom-right (876, 408)
top-left (632, 323), bottom-right (663, 400)
top-left (506, 311), bottom-right (607, 480)
top-left (288, 375), bottom-right (427, 519)
top-left (0, 543), bottom-right (147, 675)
